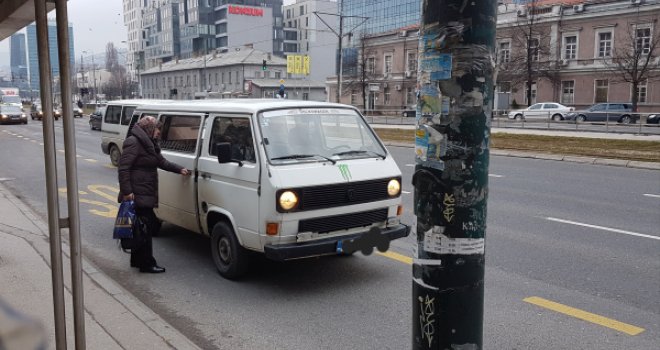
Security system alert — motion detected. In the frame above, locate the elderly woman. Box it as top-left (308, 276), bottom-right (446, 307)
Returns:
top-left (118, 116), bottom-right (190, 273)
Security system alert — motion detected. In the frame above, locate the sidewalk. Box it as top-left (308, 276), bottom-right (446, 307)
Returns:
top-left (0, 182), bottom-right (202, 350)
top-left (372, 124), bottom-right (660, 170)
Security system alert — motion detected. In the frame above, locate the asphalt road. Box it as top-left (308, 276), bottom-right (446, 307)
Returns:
top-left (0, 118), bottom-right (658, 349)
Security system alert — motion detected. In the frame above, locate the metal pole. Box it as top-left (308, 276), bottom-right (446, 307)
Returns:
top-left (412, 1), bottom-right (496, 349)
top-left (336, 0), bottom-right (344, 103)
top-left (34, 1), bottom-right (67, 349)
top-left (92, 54), bottom-right (97, 105)
top-left (55, 1), bottom-right (86, 348)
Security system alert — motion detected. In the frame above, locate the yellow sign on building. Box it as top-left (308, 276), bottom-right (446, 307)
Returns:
top-left (303, 55), bottom-right (310, 75)
top-left (287, 56), bottom-right (295, 74)
top-left (286, 55), bottom-right (310, 75)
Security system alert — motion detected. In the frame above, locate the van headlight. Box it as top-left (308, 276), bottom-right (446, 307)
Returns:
top-left (278, 190), bottom-right (299, 211)
top-left (387, 179), bottom-right (401, 196)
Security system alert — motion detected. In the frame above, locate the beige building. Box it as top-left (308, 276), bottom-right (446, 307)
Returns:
top-left (327, 25), bottom-right (420, 114)
top-left (496, 0), bottom-right (660, 112)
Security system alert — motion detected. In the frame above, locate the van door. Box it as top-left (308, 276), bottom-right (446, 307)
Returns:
top-left (156, 113), bottom-right (205, 233)
top-left (197, 114), bottom-right (261, 249)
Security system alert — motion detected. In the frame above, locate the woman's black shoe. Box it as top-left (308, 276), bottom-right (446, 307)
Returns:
top-left (139, 266), bottom-right (166, 273)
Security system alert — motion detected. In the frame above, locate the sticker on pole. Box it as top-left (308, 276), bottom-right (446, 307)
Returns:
top-left (423, 226), bottom-right (484, 255)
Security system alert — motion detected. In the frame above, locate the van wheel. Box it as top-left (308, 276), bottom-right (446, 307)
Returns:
top-left (211, 222), bottom-right (249, 279)
top-left (109, 145), bottom-right (120, 167)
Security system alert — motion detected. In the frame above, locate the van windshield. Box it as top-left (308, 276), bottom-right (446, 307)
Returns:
top-left (1, 95), bottom-right (21, 104)
top-left (0, 105), bottom-right (22, 114)
top-left (258, 108), bottom-right (386, 164)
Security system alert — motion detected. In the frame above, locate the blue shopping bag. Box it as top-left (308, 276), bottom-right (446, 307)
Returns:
top-left (113, 200), bottom-right (135, 239)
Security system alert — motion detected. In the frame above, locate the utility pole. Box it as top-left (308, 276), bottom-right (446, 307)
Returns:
top-left (314, 1), bottom-right (368, 103)
top-left (412, 1), bottom-right (497, 349)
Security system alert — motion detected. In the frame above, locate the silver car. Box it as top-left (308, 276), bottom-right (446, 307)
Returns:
top-left (508, 102), bottom-right (574, 121)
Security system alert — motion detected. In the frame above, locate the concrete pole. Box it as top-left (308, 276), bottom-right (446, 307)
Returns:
top-left (412, 1), bottom-right (497, 349)
top-left (336, 0), bottom-right (344, 103)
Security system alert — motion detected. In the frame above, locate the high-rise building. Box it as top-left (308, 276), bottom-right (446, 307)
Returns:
top-left (341, 0), bottom-right (420, 41)
top-left (26, 21), bottom-right (75, 97)
top-left (10, 33), bottom-right (28, 88)
top-left (283, 0), bottom-right (338, 82)
top-left (143, 0), bottom-right (181, 70)
top-left (123, 0), bottom-right (146, 80)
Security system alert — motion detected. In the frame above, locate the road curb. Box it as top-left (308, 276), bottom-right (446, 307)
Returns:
top-left (0, 183), bottom-right (203, 350)
top-left (381, 142), bottom-right (659, 170)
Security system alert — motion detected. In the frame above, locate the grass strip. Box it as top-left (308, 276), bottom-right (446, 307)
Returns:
top-left (374, 128), bottom-right (660, 163)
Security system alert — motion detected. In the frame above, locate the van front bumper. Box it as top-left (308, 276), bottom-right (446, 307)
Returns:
top-left (264, 224), bottom-right (411, 261)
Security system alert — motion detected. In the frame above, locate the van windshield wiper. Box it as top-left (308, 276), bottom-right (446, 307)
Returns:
top-left (271, 154), bottom-right (336, 164)
top-left (332, 150), bottom-right (386, 159)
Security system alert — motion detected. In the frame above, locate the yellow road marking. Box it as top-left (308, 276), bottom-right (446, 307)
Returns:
top-left (104, 164), bottom-right (116, 169)
top-left (377, 251), bottom-right (413, 265)
top-left (87, 185), bottom-right (119, 202)
top-left (84, 158), bottom-right (98, 163)
top-left (57, 149), bottom-right (65, 153)
top-left (524, 296), bottom-right (645, 336)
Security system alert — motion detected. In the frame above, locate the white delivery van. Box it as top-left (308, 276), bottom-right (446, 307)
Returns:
top-left (131, 99), bottom-right (410, 279)
top-left (101, 99), bottom-right (172, 166)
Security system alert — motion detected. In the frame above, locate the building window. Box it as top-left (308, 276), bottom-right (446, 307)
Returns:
top-left (406, 50), bottom-right (417, 73)
top-left (635, 27), bottom-right (651, 55)
top-left (525, 83), bottom-right (537, 105)
top-left (228, 72), bottom-right (232, 84)
top-left (222, 72), bottom-right (225, 83)
top-left (530, 38), bottom-right (540, 61)
top-left (635, 80), bottom-right (647, 103)
top-left (597, 31), bottom-right (613, 58)
top-left (384, 54), bottom-right (392, 74)
top-left (303, 92), bottom-right (309, 101)
top-left (367, 57), bottom-right (375, 74)
top-left (499, 41), bottom-right (510, 63)
top-left (561, 81), bottom-right (574, 104)
top-left (300, 5), bottom-right (304, 16)
top-left (275, 71), bottom-right (281, 79)
top-left (255, 71), bottom-right (261, 79)
top-left (350, 90), bottom-right (357, 105)
top-left (384, 88), bottom-right (391, 105)
top-left (563, 35), bottom-right (577, 60)
top-left (215, 73), bottom-right (218, 85)
top-left (406, 87), bottom-right (415, 105)
top-left (498, 82), bottom-right (512, 93)
top-left (595, 79), bottom-right (608, 103)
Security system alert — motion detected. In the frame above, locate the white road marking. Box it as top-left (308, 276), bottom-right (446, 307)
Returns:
top-left (405, 164), bottom-right (415, 167)
top-left (643, 194), bottom-right (660, 199)
top-left (0, 178), bottom-right (16, 182)
top-left (84, 159), bottom-right (98, 163)
top-left (546, 217), bottom-right (660, 241)
top-left (402, 190), bottom-right (412, 194)
top-left (489, 174), bottom-right (504, 178)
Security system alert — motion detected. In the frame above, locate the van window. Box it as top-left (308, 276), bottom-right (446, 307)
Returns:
top-left (105, 105), bottom-right (122, 124)
top-left (209, 117), bottom-right (256, 163)
top-left (121, 106), bottom-right (136, 125)
top-left (159, 115), bottom-right (200, 154)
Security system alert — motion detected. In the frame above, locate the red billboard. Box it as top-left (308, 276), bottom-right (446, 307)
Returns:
top-left (228, 5), bottom-right (264, 17)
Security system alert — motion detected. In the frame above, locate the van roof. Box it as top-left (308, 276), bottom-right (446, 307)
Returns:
top-left (135, 99), bottom-right (356, 114)
top-left (106, 99), bottom-right (176, 106)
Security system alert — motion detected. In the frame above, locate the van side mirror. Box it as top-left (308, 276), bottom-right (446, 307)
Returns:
top-left (215, 142), bottom-right (232, 163)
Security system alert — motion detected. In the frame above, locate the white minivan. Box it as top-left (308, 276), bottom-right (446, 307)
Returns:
top-left (131, 99), bottom-right (410, 279)
top-left (101, 99), bottom-right (172, 165)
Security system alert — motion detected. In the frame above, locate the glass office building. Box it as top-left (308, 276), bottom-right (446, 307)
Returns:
top-left (26, 21), bottom-right (75, 96)
top-left (341, 0), bottom-right (420, 42)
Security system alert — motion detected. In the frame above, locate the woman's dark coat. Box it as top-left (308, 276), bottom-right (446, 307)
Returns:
top-left (118, 125), bottom-right (183, 208)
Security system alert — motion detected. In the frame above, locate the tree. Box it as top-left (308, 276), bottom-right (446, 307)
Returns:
top-left (606, 22), bottom-right (660, 112)
top-left (497, 0), bottom-right (559, 106)
top-left (104, 42), bottom-right (133, 99)
top-left (341, 34), bottom-right (377, 112)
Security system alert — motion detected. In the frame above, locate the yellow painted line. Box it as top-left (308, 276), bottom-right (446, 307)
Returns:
top-left (104, 164), bottom-right (116, 169)
top-left (84, 158), bottom-right (98, 163)
top-left (377, 251), bottom-right (413, 265)
top-left (57, 149), bottom-right (65, 153)
top-left (524, 297), bottom-right (645, 336)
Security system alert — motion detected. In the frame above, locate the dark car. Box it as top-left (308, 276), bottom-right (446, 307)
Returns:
top-left (646, 114), bottom-right (660, 124)
top-left (89, 107), bottom-right (105, 130)
top-left (564, 103), bottom-right (638, 124)
top-left (0, 105), bottom-right (28, 124)
top-left (30, 104), bottom-right (60, 121)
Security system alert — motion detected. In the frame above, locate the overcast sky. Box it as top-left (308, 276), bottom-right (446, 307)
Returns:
top-left (0, 0), bottom-right (301, 68)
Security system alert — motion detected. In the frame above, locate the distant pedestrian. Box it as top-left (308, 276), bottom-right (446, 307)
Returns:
top-left (77, 100), bottom-right (83, 109)
top-left (117, 116), bottom-right (190, 273)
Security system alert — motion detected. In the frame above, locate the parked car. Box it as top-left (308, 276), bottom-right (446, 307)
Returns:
top-left (73, 105), bottom-right (84, 118)
top-left (30, 104), bottom-right (60, 121)
top-left (0, 104), bottom-right (28, 124)
top-left (646, 113), bottom-right (659, 124)
top-left (508, 102), bottom-right (574, 121)
top-left (88, 107), bottom-right (104, 130)
top-left (564, 103), bottom-right (638, 124)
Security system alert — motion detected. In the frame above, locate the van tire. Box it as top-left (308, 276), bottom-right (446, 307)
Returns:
top-left (211, 222), bottom-right (249, 279)
top-left (109, 145), bottom-right (121, 167)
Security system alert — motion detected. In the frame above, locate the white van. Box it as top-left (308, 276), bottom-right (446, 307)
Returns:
top-left (132, 99), bottom-right (410, 279)
top-left (101, 99), bottom-right (172, 165)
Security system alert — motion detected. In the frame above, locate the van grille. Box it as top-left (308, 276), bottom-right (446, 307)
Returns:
top-left (298, 178), bottom-right (396, 211)
top-left (298, 208), bottom-right (388, 233)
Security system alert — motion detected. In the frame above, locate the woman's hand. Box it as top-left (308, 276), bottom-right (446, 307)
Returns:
top-left (180, 168), bottom-right (191, 176)
top-left (123, 193), bottom-right (134, 201)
